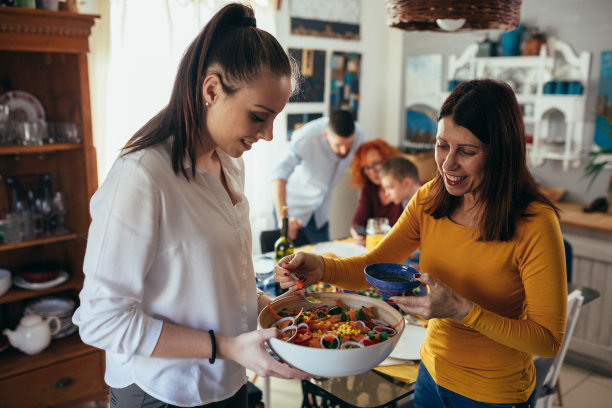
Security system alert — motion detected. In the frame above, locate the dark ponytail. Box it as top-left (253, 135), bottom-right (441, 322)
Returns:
top-left (123, 3), bottom-right (299, 179)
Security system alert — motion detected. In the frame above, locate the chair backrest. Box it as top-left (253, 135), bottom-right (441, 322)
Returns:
top-left (534, 289), bottom-right (584, 408)
top-left (259, 229), bottom-right (311, 254)
top-left (563, 239), bottom-right (573, 283)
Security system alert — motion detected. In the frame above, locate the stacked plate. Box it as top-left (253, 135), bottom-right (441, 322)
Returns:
top-left (24, 296), bottom-right (78, 339)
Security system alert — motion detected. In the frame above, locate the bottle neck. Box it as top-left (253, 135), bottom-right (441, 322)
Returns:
top-left (281, 217), bottom-right (289, 238)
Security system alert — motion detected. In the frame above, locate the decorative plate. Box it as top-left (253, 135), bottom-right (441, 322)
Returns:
top-left (25, 296), bottom-right (75, 316)
top-left (0, 90), bottom-right (46, 122)
top-left (13, 270), bottom-right (68, 290)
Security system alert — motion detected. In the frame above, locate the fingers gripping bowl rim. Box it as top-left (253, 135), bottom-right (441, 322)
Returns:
top-left (258, 292), bottom-right (405, 377)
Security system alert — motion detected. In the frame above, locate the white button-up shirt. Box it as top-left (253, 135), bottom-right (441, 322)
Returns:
top-left (271, 117), bottom-right (364, 228)
top-left (73, 141), bottom-right (257, 406)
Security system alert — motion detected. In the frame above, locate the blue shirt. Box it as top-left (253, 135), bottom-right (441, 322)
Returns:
top-left (271, 117), bottom-right (364, 228)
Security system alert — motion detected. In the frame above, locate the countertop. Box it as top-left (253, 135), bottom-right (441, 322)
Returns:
top-left (557, 202), bottom-right (612, 234)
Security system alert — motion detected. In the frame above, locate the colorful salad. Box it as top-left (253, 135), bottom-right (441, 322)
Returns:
top-left (266, 299), bottom-right (401, 349)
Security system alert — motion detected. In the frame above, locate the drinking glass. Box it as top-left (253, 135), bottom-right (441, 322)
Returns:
top-left (366, 217), bottom-right (390, 251)
top-left (253, 255), bottom-right (276, 296)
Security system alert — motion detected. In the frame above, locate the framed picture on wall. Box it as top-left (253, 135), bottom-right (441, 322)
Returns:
top-left (404, 54), bottom-right (442, 149)
top-left (330, 51), bottom-right (361, 119)
top-left (404, 105), bottom-right (438, 147)
top-left (288, 48), bottom-right (326, 103)
top-left (289, 0), bottom-right (361, 40)
top-left (287, 113), bottom-right (323, 141)
top-left (595, 50), bottom-right (612, 149)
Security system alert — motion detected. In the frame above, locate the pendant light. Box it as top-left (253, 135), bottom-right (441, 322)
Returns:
top-left (385, 0), bottom-right (522, 32)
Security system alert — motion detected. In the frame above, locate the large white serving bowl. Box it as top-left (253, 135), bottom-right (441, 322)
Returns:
top-left (258, 292), bottom-right (405, 377)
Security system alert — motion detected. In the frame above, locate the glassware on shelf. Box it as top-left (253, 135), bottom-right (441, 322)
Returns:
top-left (2, 212), bottom-right (22, 244)
top-left (53, 192), bottom-right (68, 234)
top-left (0, 104), bottom-right (9, 145)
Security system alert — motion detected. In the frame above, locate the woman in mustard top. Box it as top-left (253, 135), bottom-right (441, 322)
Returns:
top-left (275, 79), bottom-right (567, 407)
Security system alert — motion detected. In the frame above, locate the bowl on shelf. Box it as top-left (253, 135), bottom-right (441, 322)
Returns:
top-left (258, 292), bottom-right (404, 377)
top-left (18, 261), bottom-right (61, 283)
top-left (0, 269), bottom-right (11, 297)
top-left (364, 263), bottom-right (422, 300)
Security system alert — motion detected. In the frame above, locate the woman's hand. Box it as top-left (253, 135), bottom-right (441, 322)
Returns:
top-left (349, 227), bottom-right (366, 246)
top-left (274, 252), bottom-right (324, 292)
top-left (390, 273), bottom-right (473, 322)
top-left (218, 329), bottom-right (311, 380)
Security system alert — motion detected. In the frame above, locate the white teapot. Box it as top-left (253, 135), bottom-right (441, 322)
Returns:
top-left (3, 314), bottom-right (61, 355)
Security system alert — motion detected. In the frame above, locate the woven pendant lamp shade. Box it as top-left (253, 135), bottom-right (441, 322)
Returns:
top-left (385, 0), bottom-right (522, 32)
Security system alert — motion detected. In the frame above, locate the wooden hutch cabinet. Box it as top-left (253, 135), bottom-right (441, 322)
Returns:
top-left (0, 7), bottom-right (107, 407)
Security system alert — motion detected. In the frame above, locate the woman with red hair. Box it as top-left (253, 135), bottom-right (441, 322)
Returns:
top-left (348, 139), bottom-right (403, 245)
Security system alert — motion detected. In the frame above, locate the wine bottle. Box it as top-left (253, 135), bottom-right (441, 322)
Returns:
top-left (274, 206), bottom-right (294, 264)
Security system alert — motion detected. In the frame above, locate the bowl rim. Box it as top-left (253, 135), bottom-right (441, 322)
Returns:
top-left (364, 262), bottom-right (420, 289)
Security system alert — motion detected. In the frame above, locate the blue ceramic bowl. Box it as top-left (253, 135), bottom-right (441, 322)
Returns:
top-left (364, 263), bottom-right (421, 300)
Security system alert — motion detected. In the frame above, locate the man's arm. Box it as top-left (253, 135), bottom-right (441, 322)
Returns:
top-left (273, 178), bottom-right (302, 240)
top-left (273, 178), bottom-right (288, 223)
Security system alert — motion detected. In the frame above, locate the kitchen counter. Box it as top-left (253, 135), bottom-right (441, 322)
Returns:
top-left (557, 202), bottom-right (612, 234)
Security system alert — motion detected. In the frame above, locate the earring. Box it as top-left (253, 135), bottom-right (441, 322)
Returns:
top-left (205, 102), bottom-right (210, 107)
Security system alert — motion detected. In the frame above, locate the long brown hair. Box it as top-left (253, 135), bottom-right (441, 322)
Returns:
top-left (349, 139), bottom-right (400, 189)
top-left (425, 79), bottom-right (558, 241)
top-left (122, 3), bottom-right (299, 179)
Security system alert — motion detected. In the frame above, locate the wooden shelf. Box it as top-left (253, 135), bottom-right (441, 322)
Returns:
top-left (0, 273), bottom-right (81, 305)
top-left (0, 144), bottom-right (82, 156)
top-left (0, 233), bottom-right (78, 252)
top-left (0, 333), bottom-right (97, 380)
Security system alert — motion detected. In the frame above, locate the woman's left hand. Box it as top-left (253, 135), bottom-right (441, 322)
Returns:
top-left (389, 273), bottom-right (473, 322)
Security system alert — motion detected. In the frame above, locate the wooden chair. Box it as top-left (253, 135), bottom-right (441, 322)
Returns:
top-left (259, 229), bottom-right (311, 253)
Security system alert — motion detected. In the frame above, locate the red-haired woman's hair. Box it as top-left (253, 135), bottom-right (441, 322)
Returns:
top-left (349, 139), bottom-right (400, 189)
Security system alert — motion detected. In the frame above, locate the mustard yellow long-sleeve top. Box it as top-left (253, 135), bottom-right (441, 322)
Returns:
top-left (321, 182), bottom-right (567, 403)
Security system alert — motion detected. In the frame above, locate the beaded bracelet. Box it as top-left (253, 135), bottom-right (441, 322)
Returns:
top-left (208, 330), bottom-right (216, 364)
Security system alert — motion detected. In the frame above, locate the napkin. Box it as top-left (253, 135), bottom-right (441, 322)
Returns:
top-left (377, 356), bottom-right (416, 366)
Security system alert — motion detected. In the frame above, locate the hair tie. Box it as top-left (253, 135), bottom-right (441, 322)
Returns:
top-left (241, 17), bottom-right (256, 27)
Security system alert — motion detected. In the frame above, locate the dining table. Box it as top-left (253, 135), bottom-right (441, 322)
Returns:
top-left (253, 239), bottom-right (601, 408)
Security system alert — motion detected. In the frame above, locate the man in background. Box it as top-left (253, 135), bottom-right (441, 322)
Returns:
top-left (272, 109), bottom-right (364, 244)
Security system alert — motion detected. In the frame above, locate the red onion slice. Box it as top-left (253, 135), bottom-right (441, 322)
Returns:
top-left (277, 316), bottom-right (295, 326)
top-left (340, 340), bottom-right (365, 349)
top-left (373, 326), bottom-right (396, 336)
top-left (320, 334), bottom-right (340, 349)
top-left (352, 320), bottom-right (367, 331)
top-left (281, 325), bottom-right (297, 342)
